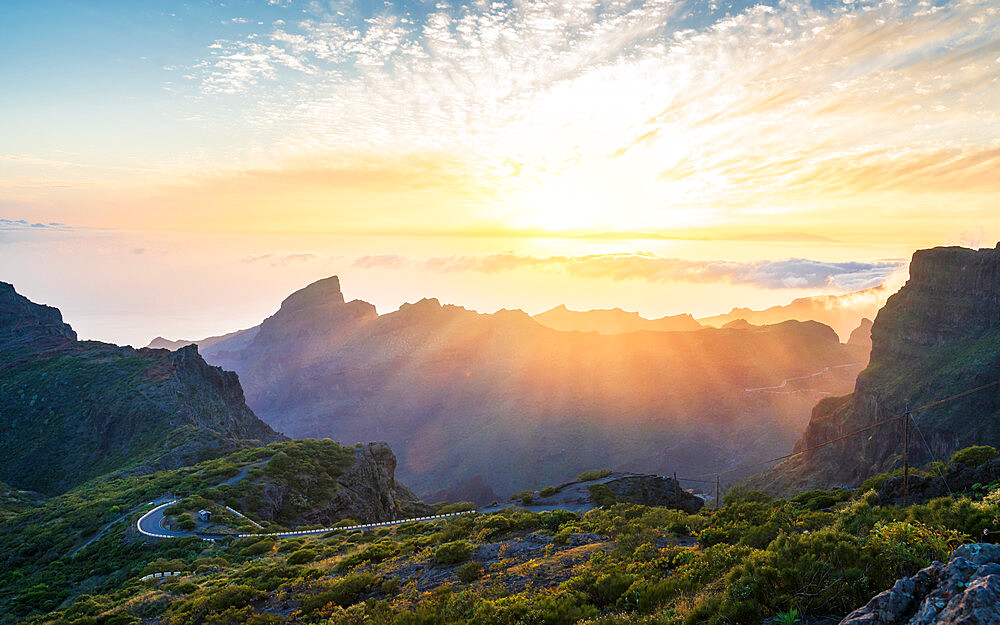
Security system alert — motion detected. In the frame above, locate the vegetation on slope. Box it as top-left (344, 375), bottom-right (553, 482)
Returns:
top-left (0, 440), bottom-right (400, 622)
top-left (8, 449), bottom-right (1000, 625)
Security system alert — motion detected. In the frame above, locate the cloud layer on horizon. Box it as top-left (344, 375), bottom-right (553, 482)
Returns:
top-left (353, 252), bottom-right (905, 291)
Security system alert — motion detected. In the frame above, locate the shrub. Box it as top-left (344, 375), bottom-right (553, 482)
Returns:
top-left (434, 540), bottom-right (474, 565)
top-left (286, 548), bottom-right (318, 565)
top-left (510, 490), bottom-right (534, 505)
top-left (380, 577), bottom-right (400, 596)
top-left (950, 445), bottom-right (998, 468)
top-left (578, 469), bottom-right (613, 482)
top-left (540, 486), bottom-right (559, 497)
top-left (865, 520), bottom-right (967, 577)
top-left (456, 561), bottom-right (482, 583)
top-left (589, 484), bottom-right (617, 507)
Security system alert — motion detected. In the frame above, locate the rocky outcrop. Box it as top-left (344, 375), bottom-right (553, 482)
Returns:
top-left (848, 318), bottom-right (873, 348)
top-left (602, 474), bottom-right (705, 513)
top-left (245, 442), bottom-right (429, 526)
top-left (527, 472), bottom-right (703, 513)
top-left (0, 282), bottom-right (76, 354)
top-left (840, 543), bottom-right (1000, 625)
top-left (757, 245), bottom-right (1000, 493)
top-left (0, 282), bottom-right (285, 495)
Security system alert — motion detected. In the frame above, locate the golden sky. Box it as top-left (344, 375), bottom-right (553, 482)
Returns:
top-left (1, 0), bottom-right (998, 343)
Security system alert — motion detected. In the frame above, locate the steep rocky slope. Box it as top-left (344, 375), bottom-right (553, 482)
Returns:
top-left (181, 277), bottom-right (866, 497)
top-left (756, 244), bottom-right (1000, 492)
top-left (0, 282), bottom-right (285, 495)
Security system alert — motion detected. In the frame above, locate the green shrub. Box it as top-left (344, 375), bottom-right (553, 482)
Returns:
top-left (865, 520), bottom-right (967, 576)
top-left (434, 540), bottom-right (474, 565)
top-left (286, 548), bottom-right (318, 565)
top-left (589, 484), bottom-right (617, 507)
top-left (950, 445), bottom-right (998, 468)
top-left (578, 469), bottom-right (613, 482)
top-left (510, 490), bottom-right (534, 505)
top-left (540, 486), bottom-right (559, 497)
top-left (456, 561), bottom-right (482, 583)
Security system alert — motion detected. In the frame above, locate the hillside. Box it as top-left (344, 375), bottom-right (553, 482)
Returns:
top-left (8, 452), bottom-right (1000, 625)
top-left (0, 439), bottom-right (425, 622)
top-left (0, 282), bottom-right (285, 495)
top-left (532, 304), bottom-right (702, 334)
top-left (755, 244), bottom-right (1000, 493)
top-left (166, 277), bottom-right (868, 497)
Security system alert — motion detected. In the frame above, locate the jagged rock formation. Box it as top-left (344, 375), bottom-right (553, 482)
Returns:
top-left (755, 245), bottom-right (1000, 493)
top-left (848, 318), bottom-right (874, 348)
top-left (181, 276), bottom-right (866, 496)
top-left (840, 543), bottom-right (1000, 625)
top-left (699, 285), bottom-right (891, 341)
top-left (0, 282), bottom-right (285, 495)
top-left (532, 304), bottom-right (702, 334)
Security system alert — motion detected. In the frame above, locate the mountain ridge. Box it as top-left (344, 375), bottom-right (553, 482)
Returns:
top-left (0, 282), bottom-right (286, 495)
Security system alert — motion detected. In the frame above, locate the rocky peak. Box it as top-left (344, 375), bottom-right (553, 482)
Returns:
top-left (872, 245), bottom-right (1000, 361)
top-left (277, 276), bottom-right (346, 314)
top-left (0, 282), bottom-right (77, 347)
top-left (847, 318), bottom-right (873, 348)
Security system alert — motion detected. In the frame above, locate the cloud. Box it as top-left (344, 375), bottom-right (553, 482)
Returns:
top-left (353, 251), bottom-right (905, 290)
top-left (243, 252), bottom-right (318, 267)
top-left (185, 0), bottom-right (1000, 238)
top-left (352, 254), bottom-right (410, 269)
top-left (0, 218), bottom-right (74, 231)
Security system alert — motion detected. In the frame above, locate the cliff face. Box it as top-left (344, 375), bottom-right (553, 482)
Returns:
top-left (758, 244), bottom-right (1000, 492)
top-left (0, 282), bottom-right (285, 494)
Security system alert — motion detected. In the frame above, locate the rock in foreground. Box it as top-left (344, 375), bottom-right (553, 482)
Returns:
top-left (841, 543), bottom-right (1000, 625)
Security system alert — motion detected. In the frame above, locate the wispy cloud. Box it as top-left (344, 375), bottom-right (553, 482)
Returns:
top-left (185, 0), bottom-right (1000, 234)
top-left (353, 251), bottom-right (905, 291)
top-left (0, 218), bottom-right (72, 231)
top-left (243, 252), bottom-right (318, 267)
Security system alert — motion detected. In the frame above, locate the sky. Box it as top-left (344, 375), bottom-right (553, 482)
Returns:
top-left (1, 0), bottom-right (998, 345)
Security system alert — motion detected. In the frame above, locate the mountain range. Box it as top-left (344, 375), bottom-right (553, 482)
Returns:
top-left (156, 277), bottom-right (869, 496)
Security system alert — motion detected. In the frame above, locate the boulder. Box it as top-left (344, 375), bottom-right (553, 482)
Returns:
top-left (840, 543), bottom-right (1000, 625)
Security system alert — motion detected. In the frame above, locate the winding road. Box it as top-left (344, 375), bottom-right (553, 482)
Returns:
top-left (136, 500), bottom-right (477, 541)
top-left (743, 362), bottom-right (863, 393)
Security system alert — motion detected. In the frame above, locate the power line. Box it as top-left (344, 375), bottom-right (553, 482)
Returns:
top-left (908, 414), bottom-right (954, 495)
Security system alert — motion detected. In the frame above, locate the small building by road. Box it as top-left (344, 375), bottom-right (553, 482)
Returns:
top-left (198, 509), bottom-right (212, 522)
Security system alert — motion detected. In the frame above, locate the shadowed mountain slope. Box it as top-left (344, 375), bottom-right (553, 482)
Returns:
top-left (0, 282), bottom-right (285, 495)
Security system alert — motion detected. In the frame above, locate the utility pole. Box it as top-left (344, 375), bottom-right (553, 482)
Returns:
top-left (715, 475), bottom-right (720, 511)
top-left (903, 401), bottom-right (910, 508)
